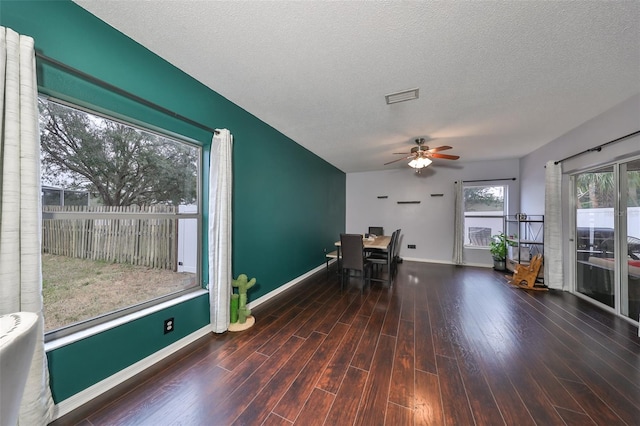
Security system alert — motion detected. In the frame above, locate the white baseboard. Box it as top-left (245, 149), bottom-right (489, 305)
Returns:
top-left (52, 325), bottom-right (211, 420)
top-left (461, 261), bottom-right (494, 268)
top-left (401, 257), bottom-right (452, 264)
top-left (247, 263), bottom-right (326, 310)
top-left (401, 257), bottom-right (492, 269)
top-left (247, 260), bottom-right (495, 315)
top-left (52, 264), bottom-right (328, 420)
top-left (51, 259), bottom-right (504, 420)
top-left (248, 259), bottom-right (495, 312)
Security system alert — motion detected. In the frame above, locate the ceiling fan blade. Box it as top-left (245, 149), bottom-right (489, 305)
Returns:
top-left (430, 153), bottom-right (460, 160)
top-left (428, 145), bottom-right (452, 153)
top-left (384, 156), bottom-right (411, 165)
top-left (392, 152), bottom-right (410, 155)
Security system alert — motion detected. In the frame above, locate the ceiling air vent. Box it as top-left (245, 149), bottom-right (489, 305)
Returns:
top-left (385, 88), bottom-right (419, 105)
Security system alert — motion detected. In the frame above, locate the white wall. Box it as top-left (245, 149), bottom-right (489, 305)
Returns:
top-left (520, 94), bottom-right (640, 213)
top-left (346, 158), bottom-right (520, 267)
top-left (519, 93), bottom-right (640, 290)
top-left (346, 94), bottom-right (639, 270)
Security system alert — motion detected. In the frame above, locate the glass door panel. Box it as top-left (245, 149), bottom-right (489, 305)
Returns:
top-left (575, 166), bottom-right (616, 309)
top-left (623, 159), bottom-right (640, 321)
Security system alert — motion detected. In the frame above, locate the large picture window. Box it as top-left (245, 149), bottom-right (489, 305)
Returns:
top-left (39, 98), bottom-right (201, 336)
top-left (463, 185), bottom-right (506, 247)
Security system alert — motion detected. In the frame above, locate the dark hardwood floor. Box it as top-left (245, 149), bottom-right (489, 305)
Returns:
top-left (52, 261), bottom-right (640, 425)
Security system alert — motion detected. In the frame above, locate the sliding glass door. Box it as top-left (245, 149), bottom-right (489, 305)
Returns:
top-left (575, 166), bottom-right (616, 309)
top-left (623, 159), bottom-right (640, 322)
top-left (574, 158), bottom-right (640, 322)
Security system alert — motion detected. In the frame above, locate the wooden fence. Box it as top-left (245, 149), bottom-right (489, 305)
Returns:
top-left (42, 205), bottom-right (178, 270)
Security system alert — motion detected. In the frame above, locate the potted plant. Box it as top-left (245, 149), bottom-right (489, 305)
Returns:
top-left (489, 233), bottom-right (507, 271)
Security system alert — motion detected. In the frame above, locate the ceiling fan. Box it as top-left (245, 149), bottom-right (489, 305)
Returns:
top-left (384, 138), bottom-right (460, 171)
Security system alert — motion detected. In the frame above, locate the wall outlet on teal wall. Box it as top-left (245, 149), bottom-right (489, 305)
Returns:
top-left (163, 318), bottom-right (174, 334)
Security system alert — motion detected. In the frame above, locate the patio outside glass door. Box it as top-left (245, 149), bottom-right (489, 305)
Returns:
top-left (574, 159), bottom-right (640, 322)
top-left (623, 159), bottom-right (640, 322)
top-left (575, 166), bottom-right (616, 310)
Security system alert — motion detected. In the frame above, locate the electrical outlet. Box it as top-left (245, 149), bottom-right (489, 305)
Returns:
top-left (408, 244), bottom-right (416, 249)
top-left (164, 318), bottom-right (174, 334)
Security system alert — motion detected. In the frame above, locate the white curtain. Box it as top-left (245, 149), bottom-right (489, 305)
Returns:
top-left (208, 129), bottom-right (233, 333)
top-left (0, 27), bottom-right (55, 424)
top-left (544, 160), bottom-right (564, 290)
top-left (453, 180), bottom-right (464, 265)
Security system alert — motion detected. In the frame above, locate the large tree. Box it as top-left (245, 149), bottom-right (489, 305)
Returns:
top-left (39, 99), bottom-right (197, 207)
top-left (464, 186), bottom-right (504, 212)
top-left (576, 171), bottom-right (615, 209)
top-left (575, 163), bottom-right (640, 209)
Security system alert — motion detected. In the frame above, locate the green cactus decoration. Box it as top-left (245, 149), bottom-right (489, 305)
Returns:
top-left (232, 274), bottom-right (256, 324)
top-left (230, 294), bottom-right (239, 323)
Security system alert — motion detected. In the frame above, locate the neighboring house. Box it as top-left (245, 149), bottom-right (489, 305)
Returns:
top-left (1, 0), bottom-right (638, 418)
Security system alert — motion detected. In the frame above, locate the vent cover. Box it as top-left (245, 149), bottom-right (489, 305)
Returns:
top-left (385, 88), bottom-right (419, 105)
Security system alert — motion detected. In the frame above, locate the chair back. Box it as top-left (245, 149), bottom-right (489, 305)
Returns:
top-left (393, 229), bottom-right (402, 258)
top-left (341, 233), bottom-right (365, 271)
top-left (387, 229), bottom-right (397, 255)
top-left (368, 226), bottom-right (384, 236)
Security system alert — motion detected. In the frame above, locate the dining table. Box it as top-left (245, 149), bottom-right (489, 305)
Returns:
top-left (334, 235), bottom-right (393, 287)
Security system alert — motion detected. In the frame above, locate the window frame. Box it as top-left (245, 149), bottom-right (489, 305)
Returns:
top-left (463, 184), bottom-right (508, 248)
top-left (39, 96), bottom-right (204, 342)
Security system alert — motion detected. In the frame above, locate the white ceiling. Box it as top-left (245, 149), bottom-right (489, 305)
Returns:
top-left (74, 1), bottom-right (640, 173)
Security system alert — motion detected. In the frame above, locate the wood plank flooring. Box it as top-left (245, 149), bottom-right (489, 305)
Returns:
top-left (52, 261), bottom-right (640, 425)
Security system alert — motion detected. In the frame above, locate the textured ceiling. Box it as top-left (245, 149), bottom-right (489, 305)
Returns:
top-left (74, 1), bottom-right (640, 173)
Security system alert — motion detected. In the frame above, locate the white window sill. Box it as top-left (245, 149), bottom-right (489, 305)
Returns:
top-left (464, 245), bottom-right (490, 250)
top-left (45, 288), bottom-right (208, 352)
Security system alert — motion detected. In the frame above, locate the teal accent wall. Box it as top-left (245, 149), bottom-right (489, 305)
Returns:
top-left (232, 124), bottom-right (346, 295)
top-left (1, 0), bottom-right (345, 403)
top-left (47, 295), bottom-right (209, 401)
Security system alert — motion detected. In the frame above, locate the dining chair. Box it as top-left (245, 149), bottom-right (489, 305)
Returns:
top-left (391, 229), bottom-right (402, 276)
top-left (340, 233), bottom-right (372, 292)
top-left (365, 226), bottom-right (385, 257)
top-left (325, 249), bottom-right (340, 277)
top-left (368, 229), bottom-right (397, 286)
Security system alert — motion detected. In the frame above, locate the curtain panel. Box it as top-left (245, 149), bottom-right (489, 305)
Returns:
top-left (208, 129), bottom-right (233, 333)
top-left (544, 160), bottom-right (564, 290)
top-left (453, 181), bottom-right (464, 265)
top-left (0, 26), bottom-right (55, 425)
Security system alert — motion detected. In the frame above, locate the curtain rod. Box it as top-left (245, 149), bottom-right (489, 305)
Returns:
top-left (35, 51), bottom-right (219, 135)
top-left (554, 130), bottom-right (640, 165)
top-left (455, 178), bottom-right (516, 183)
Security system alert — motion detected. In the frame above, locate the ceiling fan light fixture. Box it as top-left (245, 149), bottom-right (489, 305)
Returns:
top-left (385, 88), bottom-right (419, 105)
top-left (408, 157), bottom-right (432, 169)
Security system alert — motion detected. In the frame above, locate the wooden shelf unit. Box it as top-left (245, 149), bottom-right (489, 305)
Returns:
top-left (505, 214), bottom-right (544, 281)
